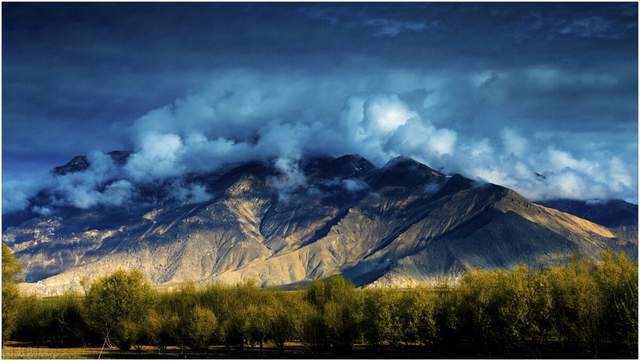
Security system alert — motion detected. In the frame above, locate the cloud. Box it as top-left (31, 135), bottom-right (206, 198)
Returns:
top-left (171, 182), bottom-right (213, 204)
top-left (515, 10), bottom-right (633, 41)
top-left (125, 132), bottom-right (185, 181)
top-left (101, 180), bottom-right (135, 206)
top-left (300, 5), bottom-right (431, 37)
top-left (342, 178), bottom-right (369, 192)
top-left (122, 75), bottom-right (633, 203)
top-left (502, 128), bottom-right (528, 157)
top-left (32, 206), bottom-right (53, 216)
top-left (48, 152), bottom-right (136, 209)
top-left (3, 151), bottom-right (135, 212)
top-left (3, 69), bottom-right (636, 214)
top-left (3, 178), bottom-right (45, 213)
top-left (269, 158), bottom-right (307, 202)
top-left (5, 4), bottom-right (636, 217)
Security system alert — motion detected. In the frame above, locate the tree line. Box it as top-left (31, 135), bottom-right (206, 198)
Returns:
top-left (2, 245), bottom-right (638, 357)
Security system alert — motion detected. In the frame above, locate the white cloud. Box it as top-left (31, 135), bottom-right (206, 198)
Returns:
top-left (125, 132), bottom-right (185, 181)
top-left (364, 94), bottom-right (414, 133)
top-left (502, 128), bottom-right (529, 157)
top-left (3, 70), bottom-right (636, 213)
top-left (342, 178), bottom-right (369, 192)
top-left (171, 182), bottom-right (212, 204)
top-left (269, 158), bottom-right (307, 201)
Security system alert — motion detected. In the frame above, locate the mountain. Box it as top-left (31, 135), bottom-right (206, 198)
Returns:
top-left (53, 150), bottom-right (132, 175)
top-left (538, 199), bottom-right (637, 228)
top-left (538, 198), bottom-right (637, 256)
top-left (3, 154), bottom-right (634, 295)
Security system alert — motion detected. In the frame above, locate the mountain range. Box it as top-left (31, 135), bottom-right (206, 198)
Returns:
top-left (3, 152), bottom-right (636, 295)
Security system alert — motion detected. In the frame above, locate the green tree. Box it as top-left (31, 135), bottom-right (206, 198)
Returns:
top-left (271, 296), bottom-right (311, 352)
top-left (184, 306), bottom-right (218, 351)
top-left (50, 292), bottom-right (95, 346)
top-left (145, 307), bottom-right (179, 352)
top-left (2, 244), bottom-right (22, 342)
top-left (302, 310), bottom-right (327, 351)
top-left (594, 251), bottom-right (638, 356)
top-left (307, 275), bottom-right (361, 350)
top-left (323, 299), bottom-right (361, 350)
top-left (396, 291), bottom-right (425, 345)
top-left (362, 291), bottom-right (393, 348)
top-left (415, 291), bottom-right (438, 347)
top-left (245, 303), bottom-right (272, 349)
top-left (547, 257), bottom-right (603, 355)
top-left (224, 305), bottom-right (250, 349)
top-left (83, 270), bottom-right (154, 350)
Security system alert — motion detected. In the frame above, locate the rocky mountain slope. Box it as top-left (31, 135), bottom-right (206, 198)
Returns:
top-left (3, 154), bottom-right (635, 295)
top-left (537, 198), bottom-right (637, 258)
top-left (538, 198), bottom-right (637, 229)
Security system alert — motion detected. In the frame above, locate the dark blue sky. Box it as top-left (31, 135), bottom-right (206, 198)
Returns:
top-left (2, 2), bottom-right (638, 207)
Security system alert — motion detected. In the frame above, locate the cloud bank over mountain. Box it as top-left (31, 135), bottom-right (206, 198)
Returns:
top-left (122, 71), bottom-right (636, 202)
top-left (4, 69), bottom-right (637, 213)
top-left (3, 3), bottom-right (637, 213)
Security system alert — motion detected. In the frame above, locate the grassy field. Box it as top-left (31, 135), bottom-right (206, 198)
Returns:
top-left (2, 343), bottom-right (444, 359)
top-left (2, 343), bottom-right (621, 359)
top-left (3, 341), bottom-right (627, 359)
top-left (3, 345), bottom-right (105, 359)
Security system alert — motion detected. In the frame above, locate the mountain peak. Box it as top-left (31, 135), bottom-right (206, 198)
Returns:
top-left (303, 154), bottom-right (375, 180)
top-left (367, 156), bottom-right (444, 189)
top-left (107, 150), bottom-right (132, 165)
top-left (52, 155), bottom-right (90, 175)
top-left (52, 150), bottom-right (132, 175)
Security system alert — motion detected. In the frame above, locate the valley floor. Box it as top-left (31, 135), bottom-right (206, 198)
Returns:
top-left (2, 342), bottom-right (635, 359)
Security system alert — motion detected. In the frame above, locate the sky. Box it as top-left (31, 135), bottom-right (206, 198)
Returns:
top-left (2, 2), bottom-right (638, 213)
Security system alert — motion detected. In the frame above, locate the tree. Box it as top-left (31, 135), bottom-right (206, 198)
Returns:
top-left (307, 275), bottom-right (355, 308)
top-left (224, 305), bottom-right (250, 350)
top-left (594, 251), bottom-right (638, 357)
top-left (2, 244), bottom-right (22, 342)
top-left (362, 291), bottom-right (393, 348)
top-left (323, 300), bottom-right (361, 350)
top-left (245, 303), bottom-right (272, 349)
top-left (144, 307), bottom-right (179, 352)
top-left (50, 292), bottom-right (95, 346)
top-left (547, 257), bottom-right (603, 355)
top-left (396, 291), bottom-right (424, 345)
top-left (307, 275), bottom-right (361, 350)
top-left (83, 270), bottom-right (154, 350)
top-left (184, 306), bottom-right (218, 351)
top-left (415, 292), bottom-right (438, 347)
top-left (271, 296), bottom-right (310, 353)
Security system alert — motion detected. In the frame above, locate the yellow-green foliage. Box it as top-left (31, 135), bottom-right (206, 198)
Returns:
top-left (2, 244), bottom-right (22, 342)
top-left (83, 270), bottom-right (155, 350)
top-left (6, 252), bottom-right (638, 357)
top-left (183, 306), bottom-right (218, 351)
top-left (12, 291), bottom-right (99, 346)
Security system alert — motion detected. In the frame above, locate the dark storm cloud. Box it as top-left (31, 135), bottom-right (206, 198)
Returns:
top-left (2, 2), bottom-right (638, 212)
